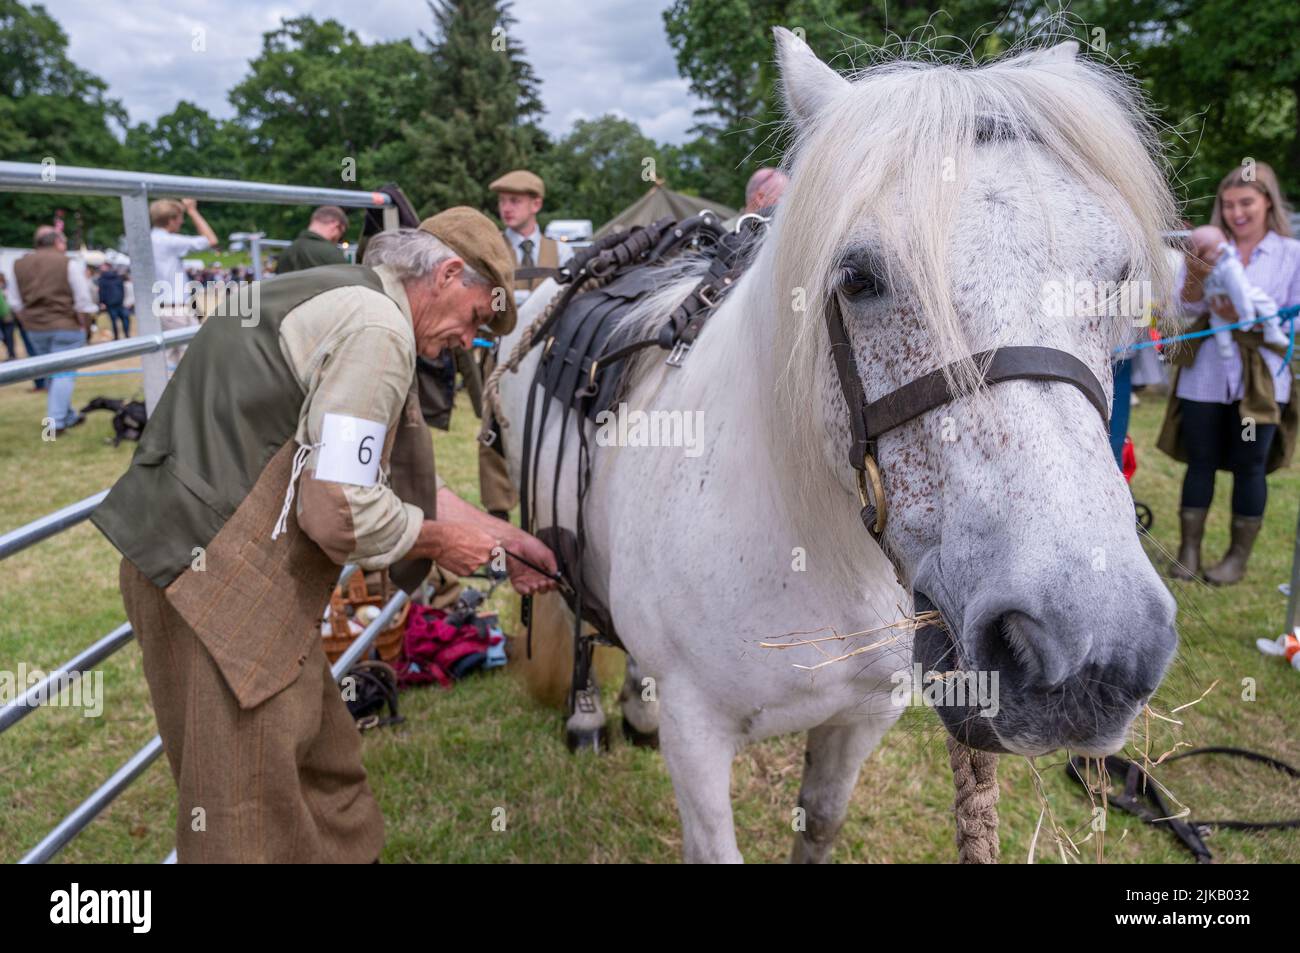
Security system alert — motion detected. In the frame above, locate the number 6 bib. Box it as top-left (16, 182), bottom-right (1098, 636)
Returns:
top-left (315, 413), bottom-right (388, 486)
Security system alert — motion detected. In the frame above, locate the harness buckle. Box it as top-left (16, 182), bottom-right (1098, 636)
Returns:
top-left (855, 453), bottom-right (887, 538)
top-left (578, 358), bottom-right (601, 396)
top-left (696, 286), bottom-right (719, 309)
top-left (732, 212), bottom-right (771, 234)
top-left (666, 340), bottom-right (692, 367)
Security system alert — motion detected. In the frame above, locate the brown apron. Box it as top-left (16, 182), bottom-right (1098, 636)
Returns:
top-left (122, 382), bottom-right (438, 862)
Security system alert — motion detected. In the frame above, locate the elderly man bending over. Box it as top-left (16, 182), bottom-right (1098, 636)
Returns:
top-left (92, 209), bottom-right (557, 863)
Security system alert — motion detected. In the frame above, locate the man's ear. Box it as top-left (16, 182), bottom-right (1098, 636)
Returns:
top-left (440, 257), bottom-right (465, 288)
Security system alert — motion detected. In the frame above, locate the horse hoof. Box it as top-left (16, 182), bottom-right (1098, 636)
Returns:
top-left (566, 725), bottom-right (610, 754)
top-left (621, 716), bottom-right (659, 749)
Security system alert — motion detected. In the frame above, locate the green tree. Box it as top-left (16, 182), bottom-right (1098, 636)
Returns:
top-left (396, 0), bottom-right (547, 216)
top-left (226, 16), bottom-right (427, 238)
top-left (1066, 0), bottom-right (1300, 222)
top-left (663, 0), bottom-right (1025, 204)
top-left (535, 115), bottom-right (666, 226)
top-left (0, 0), bottom-right (127, 246)
top-left (123, 102), bottom-right (253, 241)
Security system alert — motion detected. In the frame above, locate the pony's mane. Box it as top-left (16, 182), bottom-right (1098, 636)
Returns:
top-left (769, 39), bottom-right (1178, 470)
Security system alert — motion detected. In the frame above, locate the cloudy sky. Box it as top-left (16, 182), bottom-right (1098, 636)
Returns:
top-left (42, 0), bottom-right (704, 143)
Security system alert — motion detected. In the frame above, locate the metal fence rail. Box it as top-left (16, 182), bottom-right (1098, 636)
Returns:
top-left (2, 162), bottom-right (400, 865)
top-left (16, 579), bottom-right (414, 865)
top-left (0, 326), bottom-right (198, 390)
top-left (229, 231), bottom-right (358, 281)
top-left (0, 624), bottom-right (134, 734)
top-left (0, 160), bottom-right (395, 412)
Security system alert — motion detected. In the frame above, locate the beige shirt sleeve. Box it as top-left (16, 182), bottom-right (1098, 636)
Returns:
top-left (280, 286), bottom-right (424, 568)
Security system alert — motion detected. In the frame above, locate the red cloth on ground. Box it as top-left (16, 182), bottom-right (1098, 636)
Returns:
top-left (395, 604), bottom-right (489, 688)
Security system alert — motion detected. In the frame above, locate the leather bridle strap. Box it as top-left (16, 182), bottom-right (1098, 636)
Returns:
top-left (824, 294), bottom-right (1111, 536)
top-left (864, 345), bottom-right (1111, 440)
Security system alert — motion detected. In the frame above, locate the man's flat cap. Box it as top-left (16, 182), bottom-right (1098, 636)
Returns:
top-left (419, 206), bottom-right (517, 335)
top-left (488, 170), bottom-right (545, 198)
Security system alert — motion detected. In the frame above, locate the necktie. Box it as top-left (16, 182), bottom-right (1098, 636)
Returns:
top-left (519, 239), bottom-right (535, 268)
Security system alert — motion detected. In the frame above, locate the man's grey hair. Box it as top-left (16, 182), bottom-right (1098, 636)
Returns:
top-left (363, 228), bottom-right (487, 285)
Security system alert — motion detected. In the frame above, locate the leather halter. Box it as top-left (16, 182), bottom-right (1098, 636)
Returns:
top-left (824, 294), bottom-right (1110, 538)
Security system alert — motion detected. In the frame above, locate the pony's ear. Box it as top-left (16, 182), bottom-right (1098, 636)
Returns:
top-left (775, 27), bottom-right (849, 129)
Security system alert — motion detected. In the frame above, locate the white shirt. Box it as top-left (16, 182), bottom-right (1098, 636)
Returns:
top-left (151, 228), bottom-right (212, 305)
top-left (6, 255), bottom-right (97, 315)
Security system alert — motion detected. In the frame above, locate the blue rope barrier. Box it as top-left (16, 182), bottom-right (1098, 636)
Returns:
top-left (1116, 304), bottom-right (1299, 374)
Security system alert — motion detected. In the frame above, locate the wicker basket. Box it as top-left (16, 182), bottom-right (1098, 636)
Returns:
top-left (320, 570), bottom-right (409, 666)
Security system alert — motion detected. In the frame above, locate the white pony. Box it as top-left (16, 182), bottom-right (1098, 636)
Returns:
top-left (496, 28), bottom-right (1179, 862)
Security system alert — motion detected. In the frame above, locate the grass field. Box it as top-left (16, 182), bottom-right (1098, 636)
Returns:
top-left (1, 357), bottom-right (1297, 863)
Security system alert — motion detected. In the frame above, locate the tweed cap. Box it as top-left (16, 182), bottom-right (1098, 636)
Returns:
top-left (488, 170), bottom-right (545, 198)
top-left (418, 206), bottom-right (517, 335)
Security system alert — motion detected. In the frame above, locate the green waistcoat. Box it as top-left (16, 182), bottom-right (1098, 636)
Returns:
top-left (92, 264), bottom-right (438, 709)
top-left (93, 265), bottom-right (389, 588)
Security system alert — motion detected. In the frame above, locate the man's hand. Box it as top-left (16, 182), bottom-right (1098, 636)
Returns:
top-left (501, 531), bottom-right (559, 595)
top-left (183, 198), bottom-right (220, 248)
top-left (428, 485), bottom-right (559, 593)
top-left (416, 520), bottom-right (498, 577)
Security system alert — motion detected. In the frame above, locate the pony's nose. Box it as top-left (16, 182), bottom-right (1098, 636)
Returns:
top-left (969, 609), bottom-right (1093, 691)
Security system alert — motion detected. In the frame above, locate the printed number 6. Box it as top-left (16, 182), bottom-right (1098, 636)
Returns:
top-left (358, 434), bottom-right (374, 466)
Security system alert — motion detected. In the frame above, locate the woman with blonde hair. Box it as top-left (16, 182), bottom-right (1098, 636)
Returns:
top-left (1159, 161), bottom-right (1300, 584)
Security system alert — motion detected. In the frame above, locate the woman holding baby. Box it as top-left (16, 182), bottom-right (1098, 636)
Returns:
top-left (1159, 161), bottom-right (1299, 585)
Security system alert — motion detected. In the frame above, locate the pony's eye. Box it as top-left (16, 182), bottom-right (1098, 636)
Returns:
top-left (839, 264), bottom-right (884, 298)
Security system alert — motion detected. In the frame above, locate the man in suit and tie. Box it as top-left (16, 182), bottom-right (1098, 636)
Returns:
top-left (479, 170), bottom-right (574, 520)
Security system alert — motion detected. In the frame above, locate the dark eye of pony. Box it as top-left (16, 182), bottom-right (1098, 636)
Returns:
top-left (837, 261), bottom-right (886, 299)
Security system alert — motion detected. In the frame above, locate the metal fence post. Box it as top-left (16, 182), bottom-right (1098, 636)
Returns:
top-left (120, 188), bottom-right (166, 414)
top-left (250, 233), bottom-right (264, 281)
top-left (382, 206), bottom-right (399, 232)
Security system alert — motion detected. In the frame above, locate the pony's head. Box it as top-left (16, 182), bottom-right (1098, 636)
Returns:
top-left (766, 28), bottom-right (1178, 756)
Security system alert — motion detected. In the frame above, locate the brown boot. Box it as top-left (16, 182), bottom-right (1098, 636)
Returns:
top-left (1203, 515), bottom-right (1263, 586)
top-left (1169, 507), bottom-right (1207, 580)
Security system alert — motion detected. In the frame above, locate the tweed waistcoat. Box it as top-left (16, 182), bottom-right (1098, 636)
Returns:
top-left (13, 248), bottom-right (79, 331)
top-left (506, 232), bottom-right (559, 292)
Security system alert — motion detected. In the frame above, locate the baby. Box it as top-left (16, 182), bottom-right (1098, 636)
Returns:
top-left (1189, 224), bottom-right (1288, 358)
